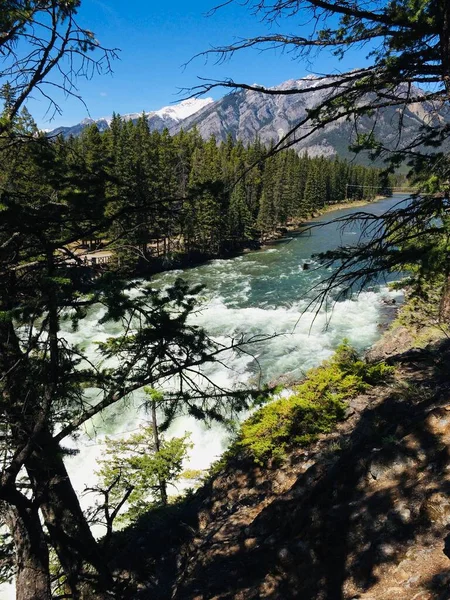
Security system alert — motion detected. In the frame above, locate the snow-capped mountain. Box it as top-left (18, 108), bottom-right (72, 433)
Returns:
top-left (47, 77), bottom-right (450, 162)
top-left (154, 97), bottom-right (213, 121)
top-left (47, 97), bottom-right (213, 138)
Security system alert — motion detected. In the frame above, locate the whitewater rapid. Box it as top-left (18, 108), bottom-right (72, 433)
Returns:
top-left (1, 196), bottom-right (407, 600)
top-left (63, 196), bottom-right (406, 505)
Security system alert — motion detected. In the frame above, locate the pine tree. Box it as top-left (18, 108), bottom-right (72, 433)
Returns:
top-left (228, 180), bottom-right (253, 246)
top-left (257, 155), bottom-right (278, 239)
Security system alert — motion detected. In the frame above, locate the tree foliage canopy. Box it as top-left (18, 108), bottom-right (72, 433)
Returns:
top-left (92, 424), bottom-right (191, 532)
top-left (0, 0), bottom-right (118, 130)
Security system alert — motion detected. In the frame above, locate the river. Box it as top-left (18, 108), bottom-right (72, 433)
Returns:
top-left (1, 194), bottom-right (408, 600)
top-left (62, 194), bottom-right (406, 498)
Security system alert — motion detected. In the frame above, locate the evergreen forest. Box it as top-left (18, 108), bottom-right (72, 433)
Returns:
top-left (60, 116), bottom-right (393, 272)
top-left (2, 0), bottom-right (450, 598)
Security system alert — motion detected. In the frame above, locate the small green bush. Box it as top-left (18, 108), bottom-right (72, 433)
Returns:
top-left (237, 341), bottom-right (394, 463)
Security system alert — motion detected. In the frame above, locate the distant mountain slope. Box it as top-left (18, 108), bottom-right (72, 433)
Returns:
top-left (48, 77), bottom-right (450, 161)
top-left (48, 97), bottom-right (213, 138)
top-left (173, 78), bottom-right (450, 160)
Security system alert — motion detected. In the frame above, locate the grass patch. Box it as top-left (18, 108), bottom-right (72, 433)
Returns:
top-left (236, 341), bottom-right (394, 464)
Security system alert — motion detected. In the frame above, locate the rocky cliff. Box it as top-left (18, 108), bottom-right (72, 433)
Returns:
top-left (173, 78), bottom-right (449, 160)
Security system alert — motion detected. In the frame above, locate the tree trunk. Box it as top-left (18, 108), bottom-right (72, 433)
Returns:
top-left (151, 400), bottom-right (168, 505)
top-left (441, 0), bottom-right (450, 94)
top-left (2, 501), bottom-right (51, 600)
top-left (25, 430), bottom-right (115, 599)
top-left (439, 274), bottom-right (450, 324)
top-left (0, 283), bottom-right (51, 600)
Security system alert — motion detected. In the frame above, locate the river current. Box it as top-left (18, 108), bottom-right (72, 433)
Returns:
top-left (1, 195), bottom-right (409, 599)
top-left (60, 195), bottom-right (406, 502)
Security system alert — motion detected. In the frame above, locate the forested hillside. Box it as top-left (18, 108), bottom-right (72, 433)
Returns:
top-left (2, 0), bottom-right (450, 598)
top-left (63, 117), bottom-right (392, 272)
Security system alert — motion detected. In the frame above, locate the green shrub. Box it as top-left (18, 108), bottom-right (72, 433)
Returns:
top-left (237, 341), bottom-right (394, 463)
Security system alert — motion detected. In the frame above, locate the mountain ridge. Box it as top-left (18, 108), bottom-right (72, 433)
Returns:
top-left (47, 77), bottom-right (450, 161)
top-left (47, 97), bottom-right (214, 138)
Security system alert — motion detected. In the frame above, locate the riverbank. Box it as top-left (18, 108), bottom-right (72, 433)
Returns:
top-left (148, 196), bottom-right (384, 274)
top-left (80, 196), bottom-right (387, 279)
top-left (261, 196), bottom-right (386, 245)
top-left (314, 195), bottom-right (385, 216)
top-left (107, 295), bottom-right (450, 600)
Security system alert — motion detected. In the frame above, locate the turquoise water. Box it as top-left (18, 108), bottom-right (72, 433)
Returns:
top-left (152, 195), bottom-right (403, 310)
top-left (64, 195), bottom-right (406, 508)
top-left (0, 195), bottom-right (409, 599)
top-left (149, 195), bottom-right (405, 384)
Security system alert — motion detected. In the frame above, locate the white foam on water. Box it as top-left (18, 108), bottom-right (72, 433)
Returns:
top-left (169, 417), bottom-right (231, 471)
top-left (61, 284), bottom-right (400, 510)
top-left (1, 583), bottom-right (14, 600)
top-left (0, 249), bottom-right (405, 598)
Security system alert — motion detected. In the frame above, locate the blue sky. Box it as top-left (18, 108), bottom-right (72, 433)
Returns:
top-left (29, 0), bottom-right (372, 128)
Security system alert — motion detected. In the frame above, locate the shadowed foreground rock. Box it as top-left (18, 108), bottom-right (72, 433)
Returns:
top-left (110, 338), bottom-right (450, 600)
